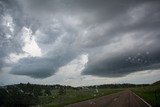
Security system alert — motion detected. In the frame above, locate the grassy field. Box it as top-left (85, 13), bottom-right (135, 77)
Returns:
top-left (37, 85), bottom-right (160, 107)
top-left (39, 85), bottom-right (160, 107)
top-left (131, 85), bottom-right (160, 107)
top-left (37, 88), bottom-right (123, 107)
top-left (1, 82), bottom-right (159, 107)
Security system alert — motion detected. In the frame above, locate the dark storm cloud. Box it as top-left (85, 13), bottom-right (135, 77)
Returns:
top-left (0, 0), bottom-right (24, 70)
top-left (1, 0), bottom-right (160, 78)
top-left (83, 49), bottom-right (160, 77)
top-left (81, 1), bottom-right (160, 76)
top-left (10, 46), bottom-right (78, 78)
top-left (10, 28), bottom-right (79, 78)
top-left (10, 57), bottom-right (54, 78)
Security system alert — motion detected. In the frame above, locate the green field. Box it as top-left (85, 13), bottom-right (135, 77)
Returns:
top-left (39, 85), bottom-right (160, 107)
top-left (131, 85), bottom-right (160, 107)
top-left (37, 88), bottom-right (123, 107)
top-left (1, 82), bottom-right (160, 107)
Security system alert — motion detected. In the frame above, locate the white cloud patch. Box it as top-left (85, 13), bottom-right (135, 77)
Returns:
top-left (56, 54), bottom-right (88, 77)
top-left (2, 14), bottom-right (14, 34)
top-left (8, 53), bottom-right (28, 63)
top-left (21, 27), bottom-right (42, 57)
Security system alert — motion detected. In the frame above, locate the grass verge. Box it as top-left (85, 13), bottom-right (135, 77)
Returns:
top-left (131, 85), bottom-right (160, 107)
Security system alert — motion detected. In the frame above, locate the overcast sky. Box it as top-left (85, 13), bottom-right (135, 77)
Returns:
top-left (0, 0), bottom-right (160, 86)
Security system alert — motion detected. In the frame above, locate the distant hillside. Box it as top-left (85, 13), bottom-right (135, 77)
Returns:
top-left (152, 80), bottom-right (160, 85)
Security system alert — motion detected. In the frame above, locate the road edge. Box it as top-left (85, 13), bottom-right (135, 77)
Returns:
top-left (131, 90), bottom-right (152, 107)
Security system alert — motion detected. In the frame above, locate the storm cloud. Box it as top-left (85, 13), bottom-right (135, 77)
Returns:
top-left (0, 0), bottom-right (160, 79)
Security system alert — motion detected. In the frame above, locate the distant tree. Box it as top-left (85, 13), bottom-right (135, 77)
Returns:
top-left (58, 87), bottom-right (66, 95)
top-left (45, 88), bottom-right (51, 95)
top-left (33, 88), bottom-right (42, 97)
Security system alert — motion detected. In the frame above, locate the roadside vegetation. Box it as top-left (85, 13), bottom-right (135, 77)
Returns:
top-left (131, 83), bottom-right (160, 107)
top-left (0, 81), bottom-right (159, 107)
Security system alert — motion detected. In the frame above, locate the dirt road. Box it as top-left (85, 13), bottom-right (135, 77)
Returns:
top-left (65, 90), bottom-right (151, 107)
